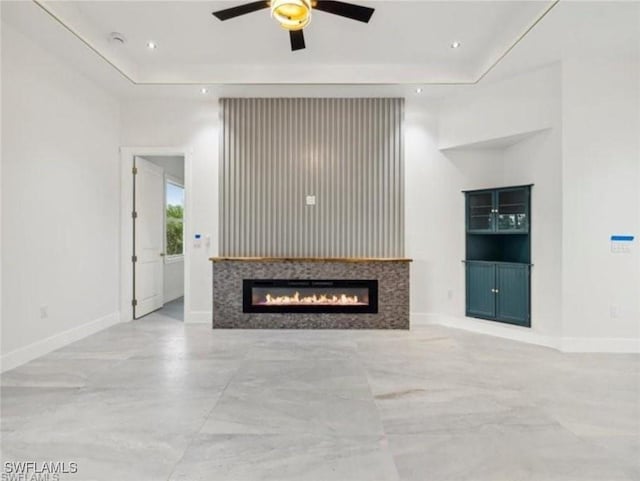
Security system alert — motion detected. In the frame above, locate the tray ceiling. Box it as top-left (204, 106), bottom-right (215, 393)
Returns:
top-left (4, 0), bottom-right (557, 85)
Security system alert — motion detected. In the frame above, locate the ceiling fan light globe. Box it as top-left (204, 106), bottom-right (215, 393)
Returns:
top-left (271, 0), bottom-right (312, 31)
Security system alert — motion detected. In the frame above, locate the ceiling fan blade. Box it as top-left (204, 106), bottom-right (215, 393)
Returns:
top-left (313, 1), bottom-right (374, 22)
top-left (212, 1), bottom-right (270, 21)
top-left (290, 30), bottom-right (306, 51)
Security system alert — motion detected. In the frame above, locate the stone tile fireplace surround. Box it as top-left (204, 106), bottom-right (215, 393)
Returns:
top-left (211, 257), bottom-right (411, 329)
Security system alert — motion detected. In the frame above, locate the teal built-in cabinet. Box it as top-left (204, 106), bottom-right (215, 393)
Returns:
top-left (464, 185), bottom-right (532, 327)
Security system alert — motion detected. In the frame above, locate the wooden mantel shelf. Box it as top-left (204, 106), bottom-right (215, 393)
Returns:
top-left (210, 256), bottom-right (412, 263)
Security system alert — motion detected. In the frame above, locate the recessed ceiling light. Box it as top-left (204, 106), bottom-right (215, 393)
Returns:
top-left (201, 87), bottom-right (209, 94)
top-left (415, 88), bottom-right (423, 94)
top-left (450, 41), bottom-right (461, 49)
top-left (147, 41), bottom-right (157, 50)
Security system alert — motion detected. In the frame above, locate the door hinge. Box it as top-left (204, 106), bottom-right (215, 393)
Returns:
top-left (131, 299), bottom-right (138, 307)
top-left (131, 255), bottom-right (137, 263)
top-left (132, 166), bottom-right (138, 175)
top-left (132, 211), bottom-right (138, 219)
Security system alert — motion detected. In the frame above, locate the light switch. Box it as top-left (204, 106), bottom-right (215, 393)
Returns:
top-left (306, 195), bottom-right (316, 206)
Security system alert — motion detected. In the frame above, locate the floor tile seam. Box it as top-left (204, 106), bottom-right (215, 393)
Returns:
top-left (163, 356), bottom-right (248, 481)
top-left (354, 348), bottom-right (401, 481)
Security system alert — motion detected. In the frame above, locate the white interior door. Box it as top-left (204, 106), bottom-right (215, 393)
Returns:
top-left (134, 156), bottom-right (164, 318)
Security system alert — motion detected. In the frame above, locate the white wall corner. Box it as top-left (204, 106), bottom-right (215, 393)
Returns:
top-left (559, 337), bottom-right (640, 354)
top-left (0, 312), bottom-right (122, 373)
top-left (186, 311), bottom-right (212, 324)
top-left (432, 314), bottom-right (560, 350)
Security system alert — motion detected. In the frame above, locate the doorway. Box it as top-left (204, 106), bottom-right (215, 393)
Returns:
top-left (133, 155), bottom-right (186, 321)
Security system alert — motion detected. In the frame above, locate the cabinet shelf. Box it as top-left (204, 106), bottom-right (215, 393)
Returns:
top-left (465, 185), bottom-right (531, 327)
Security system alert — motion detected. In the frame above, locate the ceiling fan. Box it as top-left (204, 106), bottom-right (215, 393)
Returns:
top-left (212, 0), bottom-right (375, 51)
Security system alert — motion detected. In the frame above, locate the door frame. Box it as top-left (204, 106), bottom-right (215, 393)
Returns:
top-left (119, 147), bottom-right (192, 322)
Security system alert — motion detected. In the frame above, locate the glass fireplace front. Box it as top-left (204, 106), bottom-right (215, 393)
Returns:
top-left (242, 279), bottom-right (378, 314)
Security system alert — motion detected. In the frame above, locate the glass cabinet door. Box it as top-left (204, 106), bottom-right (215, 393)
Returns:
top-left (467, 191), bottom-right (494, 232)
top-left (496, 188), bottom-right (528, 232)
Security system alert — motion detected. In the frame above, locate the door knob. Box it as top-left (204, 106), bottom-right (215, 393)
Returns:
top-left (160, 253), bottom-right (165, 257)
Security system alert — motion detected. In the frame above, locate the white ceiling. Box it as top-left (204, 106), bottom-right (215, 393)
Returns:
top-left (1, 1), bottom-right (639, 99)
top-left (4, 0), bottom-right (556, 84)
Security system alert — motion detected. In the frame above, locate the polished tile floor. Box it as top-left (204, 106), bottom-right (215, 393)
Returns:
top-left (155, 297), bottom-right (184, 322)
top-left (2, 313), bottom-right (639, 481)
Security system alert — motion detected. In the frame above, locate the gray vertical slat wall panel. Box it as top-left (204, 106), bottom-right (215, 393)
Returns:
top-left (219, 98), bottom-right (404, 257)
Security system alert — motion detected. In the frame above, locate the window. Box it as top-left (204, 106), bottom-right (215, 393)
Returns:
top-left (165, 179), bottom-right (184, 258)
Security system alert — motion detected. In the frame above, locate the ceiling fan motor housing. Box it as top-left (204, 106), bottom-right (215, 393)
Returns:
top-left (271, 0), bottom-right (312, 30)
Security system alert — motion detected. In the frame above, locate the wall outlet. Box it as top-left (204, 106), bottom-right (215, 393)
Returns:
top-left (40, 306), bottom-right (48, 319)
top-left (305, 195), bottom-right (316, 206)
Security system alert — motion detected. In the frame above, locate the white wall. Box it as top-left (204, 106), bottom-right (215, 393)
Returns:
top-left (561, 58), bottom-right (640, 350)
top-left (119, 79), bottom-right (566, 340)
top-left (1, 24), bottom-right (121, 369)
top-left (163, 259), bottom-right (184, 303)
top-left (501, 129), bottom-right (563, 339)
top-left (406, 64), bottom-right (563, 346)
top-left (404, 102), bottom-right (503, 325)
top-left (121, 96), bottom-right (462, 325)
top-left (120, 101), bottom-right (219, 322)
top-left (438, 66), bottom-right (560, 150)
top-left (142, 155), bottom-right (185, 183)
top-left (141, 155), bottom-right (185, 303)
top-left (433, 58), bottom-right (640, 351)
top-left (4, 15), bottom-right (635, 357)
top-left (1, 12), bottom-right (4, 357)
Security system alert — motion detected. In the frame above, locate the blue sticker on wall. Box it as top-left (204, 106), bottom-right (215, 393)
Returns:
top-left (610, 235), bottom-right (634, 242)
top-left (611, 235), bottom-right (634, 254)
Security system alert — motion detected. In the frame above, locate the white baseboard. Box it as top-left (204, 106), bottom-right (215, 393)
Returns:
top-left (560, 337), bottom-right (640, 353)
top-left (185, 311), bottom-right (211, 324)
top-left (0, 312), bottom-right (121, 373)
top-left (414, 312), bottom-right (558, 349)
top-left (436, 314), bottom-right (559, 349)
top-left (413, 313), bottom-right (640, 353)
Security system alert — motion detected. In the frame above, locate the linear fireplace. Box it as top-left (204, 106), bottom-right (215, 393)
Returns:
top-left (243, 279), bottom-right (378, 314)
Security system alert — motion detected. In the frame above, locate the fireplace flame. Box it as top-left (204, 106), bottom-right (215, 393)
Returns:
top-left (263, 291), bottom-right (366, 306)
